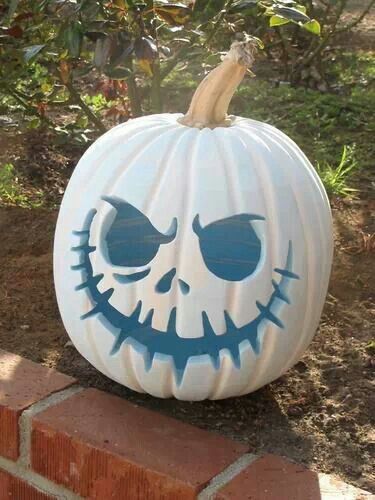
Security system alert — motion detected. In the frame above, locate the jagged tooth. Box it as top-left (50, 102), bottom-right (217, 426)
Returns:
top-left (71, 263), bottom-right (85, 271)
top-left (99, 288), bottom-right (114, 302)
top-left (76, 275), bottom-right (102, 292)
top-left (167, 307), bottom-right (177, 332)
top-left (110, 330), bottom-right (125, 355)
top-left (256, 301), bottom-right (284, 329)
top-left (274, 267), bottom-right (300, 280)
top-left (81, 305), bottom-right (101, 319)
top-left (228, 343), bottom-right (241, 369)
top-left (143, 309), bottom-right (154, 327)
top-left (202, 311), bottom-right (216, 337)
top-left (268, 310), bottom-right (284, 329)
top-left (249, 335), bottom-right (260, 355)
top-left (210, 353), bottom-right (220, 370)
top-left (92, 274), bottom-right (104, 286)
top-left (129, 300), bottom-right (142, 321)
top-left (72, 229), bottom-right (89, 236)
top-left (71, 245), bottom-right (84, 252)
top-left (75, 282), bottom-right (88, 291)
top-left (256, 300), bottom-right (267, 315)
top-left (272, 279), bottom-right (290, 304)
top-left (102, 195), bottom-right (121, 209)
top-left (174, 360), bottom-right (188, 387)
top-left (224, 311), bottom-right (237, 331)
top-left (144, 350), bottom-right (155, 371)
top-left (72, 244), bottom-right (96, 253)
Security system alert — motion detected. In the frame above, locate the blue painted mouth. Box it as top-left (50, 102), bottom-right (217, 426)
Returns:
top-left (72, 210), bottom-right (299, 383)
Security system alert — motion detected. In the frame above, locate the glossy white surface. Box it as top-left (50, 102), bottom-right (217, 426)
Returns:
top-left (54, 113), bottom-right (333, 400)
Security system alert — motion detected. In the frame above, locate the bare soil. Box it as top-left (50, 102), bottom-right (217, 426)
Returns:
top-left (0, 3), bottom-right (374, 488)
top-left (339, 0), bottom-right (375, 50)
top-left (0, 129), bottom-right (374, 492)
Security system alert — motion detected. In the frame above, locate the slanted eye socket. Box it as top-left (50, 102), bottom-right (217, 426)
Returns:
top-left (193, 213), bottom-right (264, 281)
top-left (103, 196), bottom-right (177, 267)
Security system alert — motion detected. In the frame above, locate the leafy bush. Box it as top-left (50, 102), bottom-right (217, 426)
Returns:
top-left (0, 1), bottom-right (372, 201)
top-left (0, 0), bottom-right (321, 138)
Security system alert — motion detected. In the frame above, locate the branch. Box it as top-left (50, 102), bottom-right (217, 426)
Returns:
top-left (205, 0), bottom-right (235, 46)
top-left (300, 0), bottom-right (347, 68)
top-left (47, 100), bottom-right (72, 107)
top-left (277, 30), bottom-right (292, 80)
top-left (64, 81), bottom-right (107, 133)
top-left (127, 76), bottom-right (142, 117)
top-left (160, 45), bottom-right (193, 81)
top-left (2, 84), bottom-right (55, 128)
top-left (336, 0), bottom-right (375, 34)
top-left (159, 0), bottom-right (234, 84)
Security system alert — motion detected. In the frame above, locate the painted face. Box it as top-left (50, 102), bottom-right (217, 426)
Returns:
top-left (55, 115), bottom-right (333, 400)
top-left (72, 196), bottom-right (299, 383)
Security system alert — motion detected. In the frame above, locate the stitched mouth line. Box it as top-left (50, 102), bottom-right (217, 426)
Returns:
top-left (71, 209), bottom-right (299, 383)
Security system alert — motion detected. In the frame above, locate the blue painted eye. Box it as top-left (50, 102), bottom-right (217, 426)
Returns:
top-left (103, 197), bottom-right (177, 267)
top-left (193, 213), bottom-right (264, 281)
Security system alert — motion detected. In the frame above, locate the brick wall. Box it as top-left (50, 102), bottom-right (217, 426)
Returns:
top-left (0, 349), bottom-right (371, 499)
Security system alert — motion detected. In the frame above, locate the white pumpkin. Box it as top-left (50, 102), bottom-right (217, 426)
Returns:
top-left (54, 40), bottom-right (333, 400)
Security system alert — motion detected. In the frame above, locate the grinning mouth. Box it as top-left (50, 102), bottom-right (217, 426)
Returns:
top-left (72, 209), bottom-right (300, 383)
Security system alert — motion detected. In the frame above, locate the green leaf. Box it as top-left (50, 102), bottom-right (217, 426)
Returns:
top-left (229, 0), bottom-right (259, 12)
top-left (41, 82), bottom-right (52, 94)
top-left (72, 65), bottom-right (94, 78)
top-left (192, 0), bottom-right (226, 22)
top-left (94, 37), bottom-right (112, 70)
top-left (79, 1), bottom-right (100, 19)
top-left (27, 117), bottom-right (41, 129)
top-left (154, 4), bottom-right (191, 25)
top-left (7, 0), bottom-right (20, 20)
top-left (303, 19), bottom-right (321, 35)
top-left (246, 34), bottom-right (264, 49)
top-left (23, 44), bottom-right (45, 62)
top-left (155, 0), bottom-right (189, 6)
top-left (294, 4), bottom-right (307, 14)
top-left (134, 36), bottom-right (158, 61)
top-left (104, 66), bottom-right (131, 80)
top-left (64, 22), bottom-right (83, 58)
top-left (269, 15), bottom-right (290, 27)
top-left (273, 6), bottom-right (310, 22)
top-left (192, 0), bottom-right (209, 13)
top-left (76, 114), bottom-right (89, 129)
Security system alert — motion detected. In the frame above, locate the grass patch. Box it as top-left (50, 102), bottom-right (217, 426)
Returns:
top-left (0, 163), bottom-right (44, 208)
top-left (317, 145), bottom-right (358, 197)
top-left (165, 50), bottom-right (374, 198)
top-left (328, 51), bottom-right (375, 87)
top-left (233, 79), bottom-right (373, 172)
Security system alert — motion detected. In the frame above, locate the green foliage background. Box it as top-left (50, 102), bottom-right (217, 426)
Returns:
top-left (0, 0), bottom-right (374, 204)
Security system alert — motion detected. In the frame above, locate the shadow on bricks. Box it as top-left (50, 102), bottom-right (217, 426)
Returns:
top-left (0, 349), bottom-right (75, 461)
top-left (55, 348), bottom-right (316, 469)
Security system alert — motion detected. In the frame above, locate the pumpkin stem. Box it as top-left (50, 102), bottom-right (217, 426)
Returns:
top-left (178, 38), bottom-right (258, 129)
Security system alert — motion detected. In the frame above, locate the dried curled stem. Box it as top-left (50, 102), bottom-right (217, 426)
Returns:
top-left (178, 38), bottom-right (258, 129)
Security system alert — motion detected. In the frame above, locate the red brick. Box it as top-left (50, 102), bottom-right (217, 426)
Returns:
top-left (215, 454), bottom-right (321, 500)
top-left (0, 468), bottom-right (55, 500)
top-left (0, 349), bottom-right (76, 460)
top-left (31, 388), bottom-right (248, 499)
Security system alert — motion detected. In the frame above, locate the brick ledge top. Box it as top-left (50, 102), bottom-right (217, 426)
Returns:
top-left (0, 348), bottom-right (372, 500)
